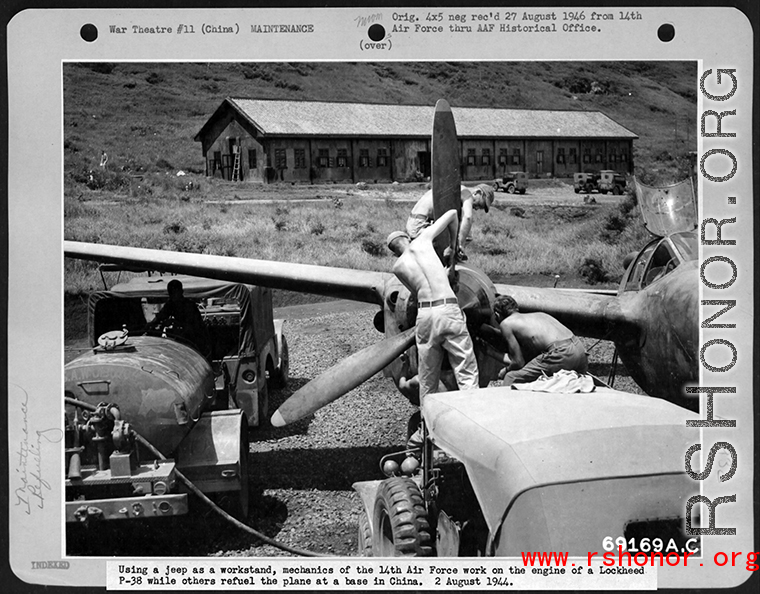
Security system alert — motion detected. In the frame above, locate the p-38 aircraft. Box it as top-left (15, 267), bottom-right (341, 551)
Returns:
top-left (65, 99), bottom-right (700, 425)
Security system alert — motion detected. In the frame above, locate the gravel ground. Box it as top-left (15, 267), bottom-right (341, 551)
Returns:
top-left (67, 304), bottom-right (641, 558)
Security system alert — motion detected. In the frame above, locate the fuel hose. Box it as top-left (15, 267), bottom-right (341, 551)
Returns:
top-left (64, 397), bottom-right (331, 557)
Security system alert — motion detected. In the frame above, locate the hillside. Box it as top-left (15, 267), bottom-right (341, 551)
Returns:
top-left (63, 61), bottom-right (697, 191)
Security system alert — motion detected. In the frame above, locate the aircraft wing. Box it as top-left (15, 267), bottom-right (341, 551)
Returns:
top-left (493, 283), bottom-right (640, 342)
top-left (64, 241), bottom-right (391, 306)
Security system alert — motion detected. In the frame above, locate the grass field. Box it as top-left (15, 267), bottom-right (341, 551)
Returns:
top-left (64, 177), bottom-right (651, 299)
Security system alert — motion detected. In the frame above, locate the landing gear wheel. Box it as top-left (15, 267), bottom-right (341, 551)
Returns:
top-left (372, 477), bottom-right (434, 557)
top-left (358, 510), bottom-right (373, 556)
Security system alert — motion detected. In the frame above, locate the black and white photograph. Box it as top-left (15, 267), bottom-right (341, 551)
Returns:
top-left (6, 6), bottom-right (756, 591)
top-left (61, 59), bottom-right (702, 558)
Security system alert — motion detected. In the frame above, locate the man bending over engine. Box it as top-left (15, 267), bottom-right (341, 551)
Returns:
top-left (492, 294), bottom-right (588, 386)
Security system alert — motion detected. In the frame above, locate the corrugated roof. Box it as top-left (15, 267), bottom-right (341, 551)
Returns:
top-left (226, 98), bottom-right (638, 139)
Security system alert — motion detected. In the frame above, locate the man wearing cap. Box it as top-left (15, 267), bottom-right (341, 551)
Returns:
top-left (387, 209), bottom-right (479, 406)
top-left (406, 183), bottom-right (495, 260)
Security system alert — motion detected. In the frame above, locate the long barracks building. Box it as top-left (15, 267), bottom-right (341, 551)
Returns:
top-left (195, 98), bottom-right (637, 184)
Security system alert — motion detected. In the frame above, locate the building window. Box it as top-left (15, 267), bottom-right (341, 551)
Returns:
top-left (248, 149), bottom-right (257, 169)
top-left (511, 148), bottom-right (521, 165)
top-left (556, 147), bottom-right (566, 164)
top-left (583, 148), bottom-right (591, 164)
top-left (317, 149), bottom-right (329, 168)
top-left (294, 148), bottom-right (306, 169)
top-left (275, 148), bottom-right (287, 169)
top-left (377, 148), bottom-right (388, 167)
top-left (498, 149), bottom-right (508, 165)
top-left (481, 148), bottom-right (491, 166)
top-left (621, 152), bottom-right (628, 162)
top-left (337, 148), bottom-right (348, 168)
top-left (467, 149), bottom-right (477, 166)
top-left (536, 150), bottom-right (544, 175)
top-left (569, 147), bottom-right (577, 164)
top-left (595, 148), bottom-right (603, 163)
top-left (359, 149), bottom-right (370, 167)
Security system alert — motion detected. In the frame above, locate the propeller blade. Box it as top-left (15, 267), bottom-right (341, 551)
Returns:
top-left (270, 327), bottom-right (416, 427)
top-left (431, 99), bottom-right (462, 258)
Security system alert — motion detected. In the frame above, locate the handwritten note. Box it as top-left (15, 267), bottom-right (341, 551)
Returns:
top-left (13, 386), bottom-right (62, 515)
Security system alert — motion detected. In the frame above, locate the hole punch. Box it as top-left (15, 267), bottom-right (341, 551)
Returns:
top-left (657, 23), bottom-right (675, 42)
top-left (80, 23), bottom-right (98, 42)
top-left (368, 24), bottom-right (386, 41)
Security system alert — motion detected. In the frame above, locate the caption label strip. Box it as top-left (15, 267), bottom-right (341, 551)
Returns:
top-left (107, 560), bottom-right (655, 590)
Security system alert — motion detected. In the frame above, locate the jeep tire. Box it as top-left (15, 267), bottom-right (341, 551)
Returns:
top-left (372, 477), bottom-right (434, 556)
top-left (358, 510), bottom-right (373, 556)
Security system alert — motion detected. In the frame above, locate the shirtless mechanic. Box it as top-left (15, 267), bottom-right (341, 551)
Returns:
top-left (388, 209), bottom-right (479, 402)
top-left (406, 184), bottom-right (495, 260)
top-left (490, 294), bottom-right (588, 386)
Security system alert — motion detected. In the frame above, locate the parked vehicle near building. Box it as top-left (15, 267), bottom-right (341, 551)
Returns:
top-left (574, 171), bottom-right (600, 193)
top-left (494, 171), bottom-right (528, 194)
top-left (598, 170), bottom-right (628, 195)
top-left (575, 170), bottom-right (627, 194)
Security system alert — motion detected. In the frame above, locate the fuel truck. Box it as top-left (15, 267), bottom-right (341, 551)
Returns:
top-left (64, 274), bottom-right (288, 524)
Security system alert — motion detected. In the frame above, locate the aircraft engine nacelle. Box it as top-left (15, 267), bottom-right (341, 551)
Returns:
top-left (65, 336), bottom-right (215, 457)
top-left (378, 264), bottom-right (503, 396)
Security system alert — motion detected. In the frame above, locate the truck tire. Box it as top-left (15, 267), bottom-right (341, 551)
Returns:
top-left (358, 510), bottom-right (373, 556)
top-left (519, 188), bottom-right (526, 195)
top-left (506, 183), bottom-right (516, 194)
top-left (613, 185), bottom-right (623, 195)
top-left (372, 477), bottom-right (434, 557)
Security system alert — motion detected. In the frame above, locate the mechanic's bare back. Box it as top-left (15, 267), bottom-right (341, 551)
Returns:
top-left (499, 311), bottom-right (574, 366)
top-left (392, 209), bottom-right (458, 303)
